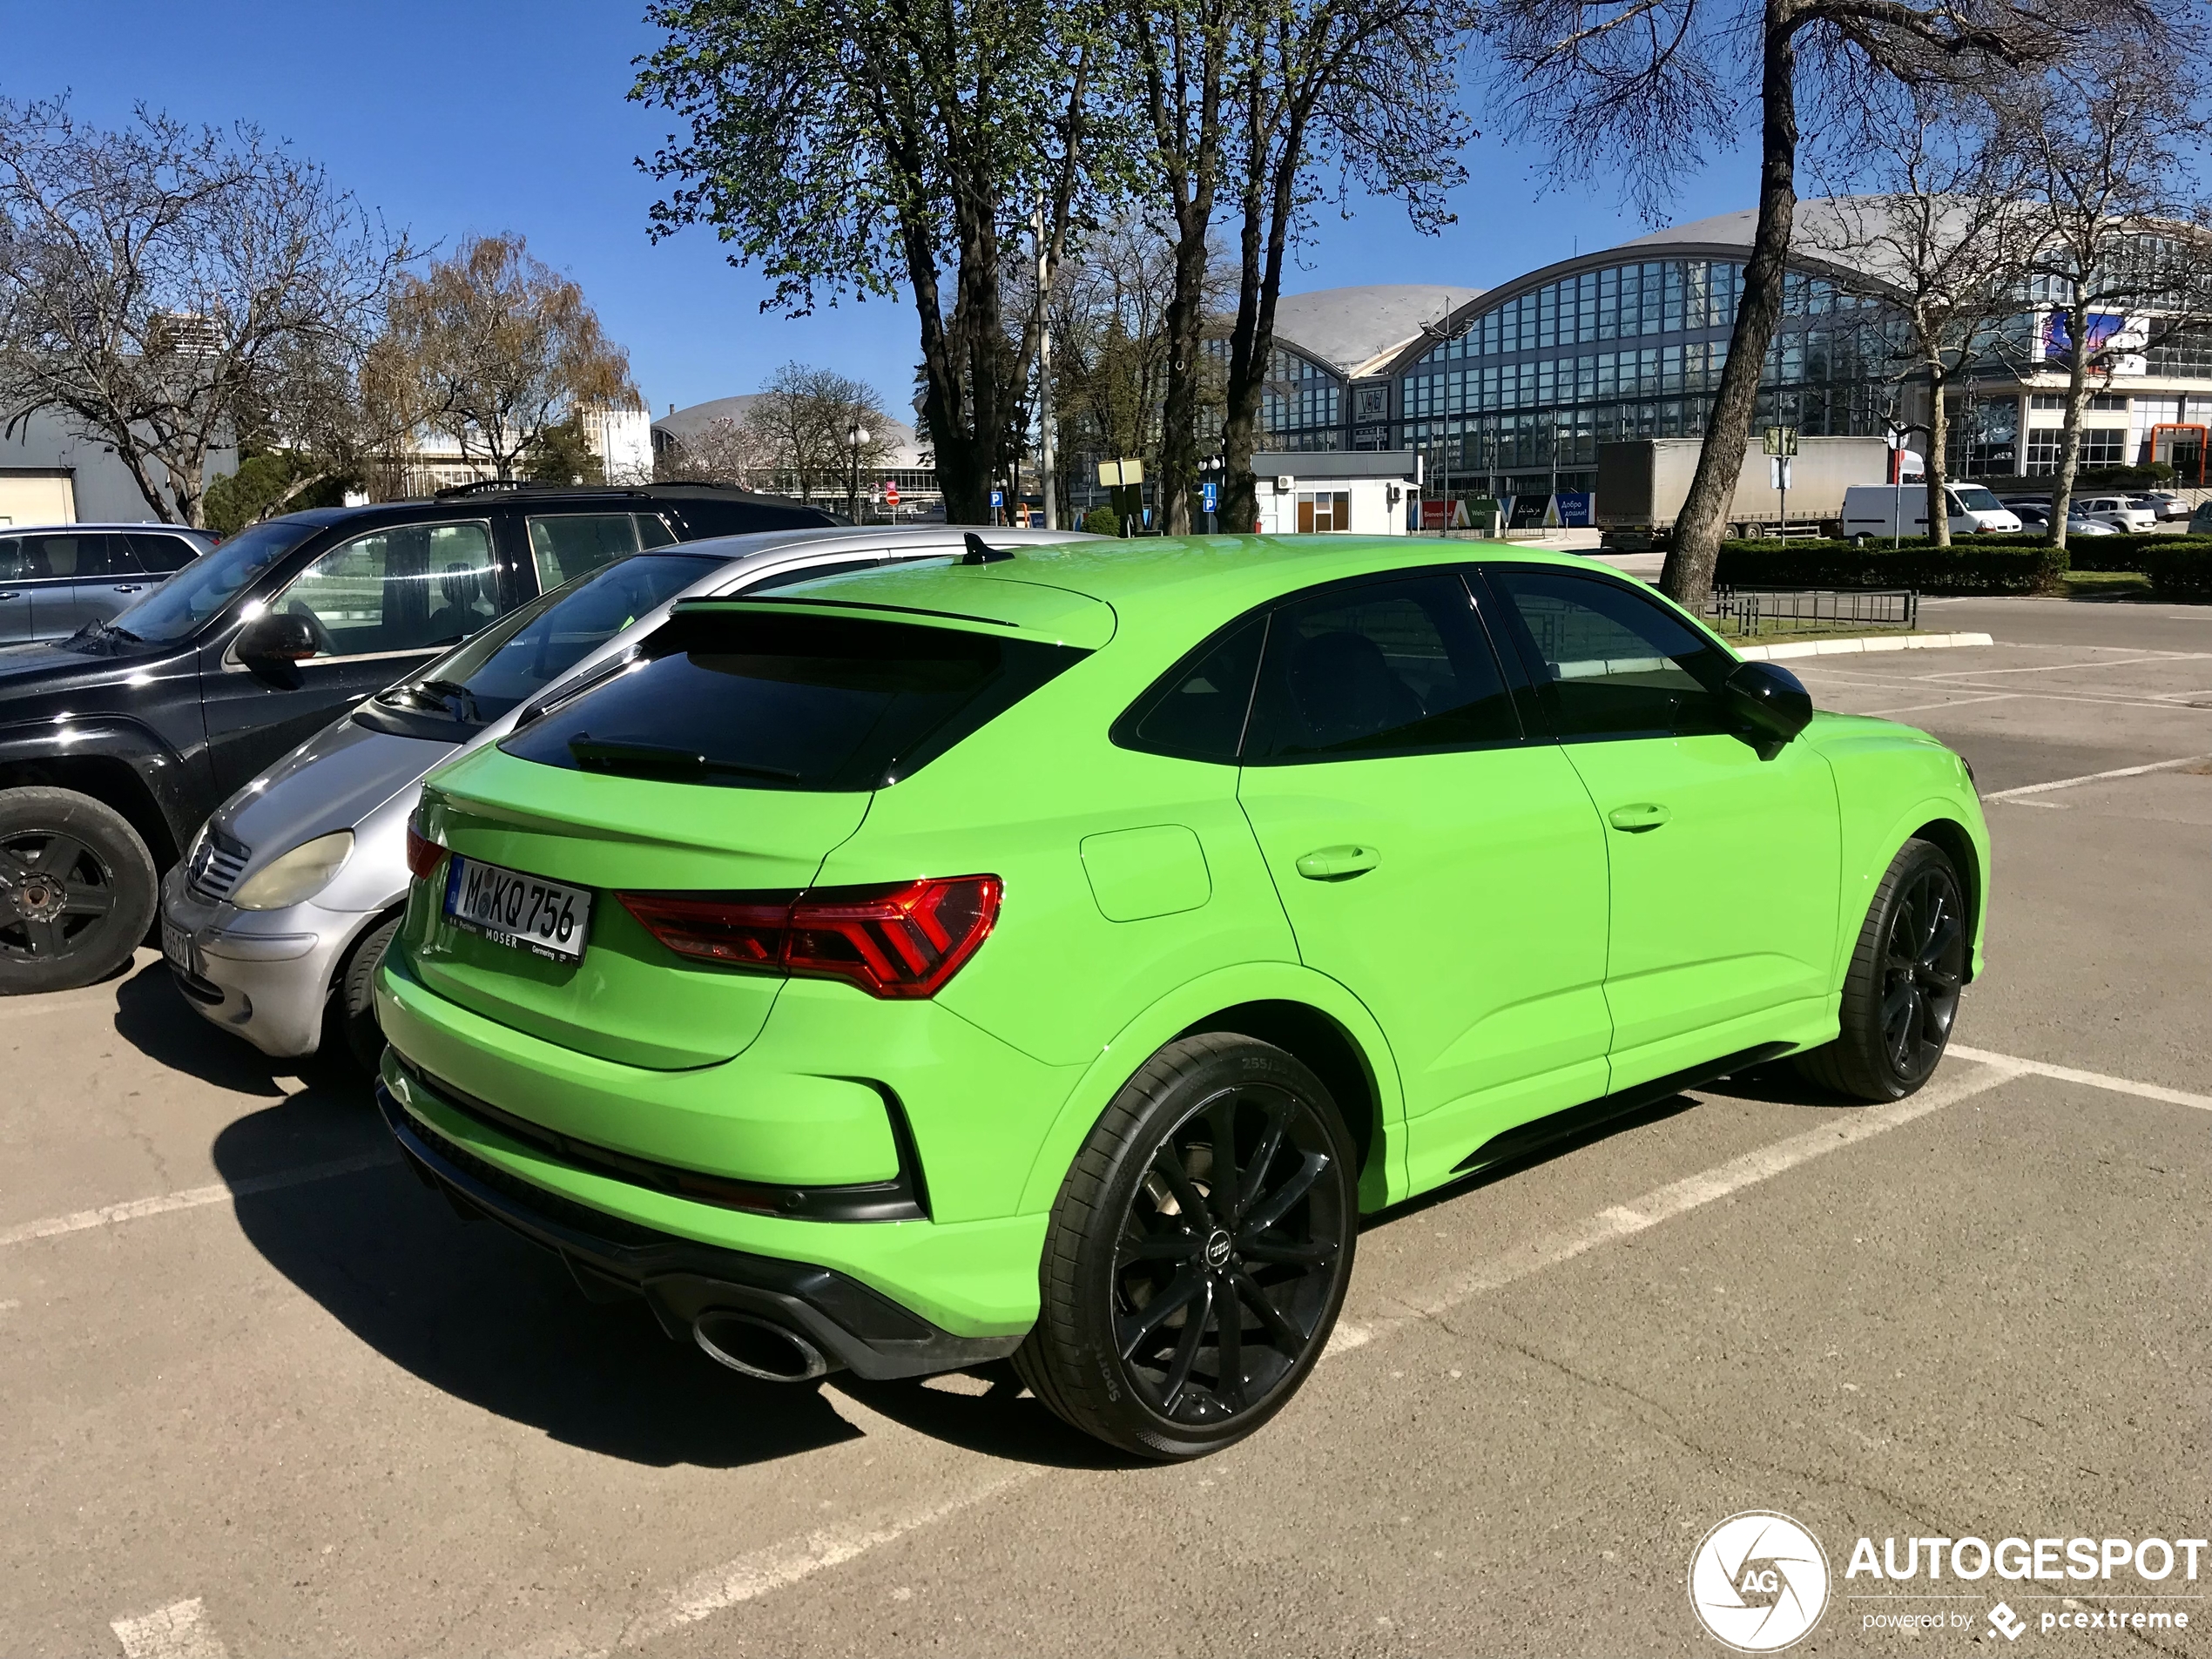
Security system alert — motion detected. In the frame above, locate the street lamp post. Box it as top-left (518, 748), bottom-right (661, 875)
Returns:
top-left (845, 421), bottom-right (871, 524)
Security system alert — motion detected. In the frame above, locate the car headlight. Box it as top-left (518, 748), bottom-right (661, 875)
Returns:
top-left (230, 830), bottom-right (354, 910)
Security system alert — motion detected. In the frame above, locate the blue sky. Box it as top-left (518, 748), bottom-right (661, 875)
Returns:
top-left (3, 0), bottom-right (1752, 419)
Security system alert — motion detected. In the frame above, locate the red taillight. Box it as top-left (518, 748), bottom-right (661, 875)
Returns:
top-left (619, 875), bottom-right (1001, 999)
top-left (405, 818), bottom-right (445, 882)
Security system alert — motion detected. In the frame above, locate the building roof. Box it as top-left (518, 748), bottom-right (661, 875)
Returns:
top-left (1610, 194), bottom-right (1973, 293)
top-left (652, 395), bottom-right (929, 468)
top-left (1269, 285), bottom-right (1485, 378)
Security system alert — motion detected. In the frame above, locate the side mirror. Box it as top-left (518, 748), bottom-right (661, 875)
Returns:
top-left (237, 610), bottom-right (320, 687)
top-left (1723, 659), bottom-right (1812, 746)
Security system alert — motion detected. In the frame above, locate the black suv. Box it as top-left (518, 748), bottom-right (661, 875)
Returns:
top-left (0, 483), bottom-right (834, 993)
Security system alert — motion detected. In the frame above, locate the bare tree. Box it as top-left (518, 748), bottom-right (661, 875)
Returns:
top-left (0, 98), bottom-right (407, 527)
top-left (658, 414), bottom-right (767, 486)
top-left (1488, 0), bottom-right (2125, 606)
top-left (1217, 0), bottom-right (1480, 534)
top-left (742, 362), bottom-right (890, 515)
top-left (384, 233), bottom-right (636, 481)
top-left (1809, 101), bottom-right (2039, 546)
top-left (2012, 57), bottom-right (2212, 547)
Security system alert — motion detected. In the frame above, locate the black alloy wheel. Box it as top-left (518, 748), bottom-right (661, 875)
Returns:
top-left (0, 786), bottom-right (159, 995)
top-left (1794, 837), bottom-right (1968, 1102)
top-left (1877, 861), bottom-right (1966, 1081)
top-left (1112, 1082), bottom-right (1348, 1425)
top-left (1016, 1034), bottom-right (1358, 1460)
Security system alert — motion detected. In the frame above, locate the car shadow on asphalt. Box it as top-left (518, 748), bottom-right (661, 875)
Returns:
top-left (210, 1096), bottom-right (867, 1471)
top-left (111, 958), bottom-right (299, 1099)
top-left (835, 1366), bottom-right (1153, 1471)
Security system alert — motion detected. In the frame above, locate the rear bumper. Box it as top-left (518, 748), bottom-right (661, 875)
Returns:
top-left (378, 1077), bottom-right (1025, 1381)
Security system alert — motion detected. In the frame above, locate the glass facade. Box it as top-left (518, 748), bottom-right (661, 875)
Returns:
top-left (1393, 262), bottom-right (1901, 496)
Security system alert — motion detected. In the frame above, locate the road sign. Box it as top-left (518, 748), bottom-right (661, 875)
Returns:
top-left (1762, 425), bottom-right (1798, 457)
top-left (884, 482), bottom-right (899, 507)
top-left (990, 488), bottom-right (1003, 509)
top-left (1200, 481), bottom-right (1218, 514)
top-left (1769, 455), bottom-right (1794, 490)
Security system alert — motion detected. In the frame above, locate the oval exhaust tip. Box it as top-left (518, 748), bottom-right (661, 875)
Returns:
top-left (692, 1310), bottom-right (831, 1383)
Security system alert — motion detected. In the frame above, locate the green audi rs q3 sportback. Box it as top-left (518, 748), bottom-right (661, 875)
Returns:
top-left (375, 535), bottom-right (1987, 1459)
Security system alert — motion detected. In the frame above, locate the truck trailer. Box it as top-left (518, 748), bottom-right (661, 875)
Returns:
top-left (1596, 436), bottom-right (1891, 545)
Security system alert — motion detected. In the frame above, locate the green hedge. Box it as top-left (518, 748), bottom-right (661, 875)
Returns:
top-left (1713, 541), bottom-right (2070, 595)
top-left (2144, 542), bottom-right (2212, 600)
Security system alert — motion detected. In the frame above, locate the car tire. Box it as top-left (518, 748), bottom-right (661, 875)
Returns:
top-left (333, 913), bottom-right (402, 1076)
top-left (1013, 1032), bottom-right (1359, 1460)
top-left (0, 786), bottom-right (159, 995)
top-left (1794, 838), bottom-right (1968, 1103)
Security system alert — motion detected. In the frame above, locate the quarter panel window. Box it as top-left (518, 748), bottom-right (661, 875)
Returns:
top-left (1487, 567), bottom-right (1733, 739)
top-left (528, 513), bottom-right (646, 589)
top-left (1116, 613), bottom-right (1268, 764)
top-left (271, 520), bottom-right (496, 658)
top-left (1244, 575), bottom-right (1519, 761)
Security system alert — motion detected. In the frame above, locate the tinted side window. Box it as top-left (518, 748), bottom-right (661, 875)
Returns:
top-left (0, 538), bottom-right (22, 581)
top-left (1244, 575), bottom-right (1519, 761)
top-left (1488, 567), bottom-right (1732, 739)
top-left (129, 532), bottom-right (199, 573)
top-left (271, 520), bottom-right (496, 658)
top-left (528, 514), bottom-right (643, 589)
top-left (20, 533), bottom-right (130, 578)
top-left (1115, 613), bottom-right (1267, 764)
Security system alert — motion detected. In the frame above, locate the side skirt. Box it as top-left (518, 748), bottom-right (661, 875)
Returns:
top-left (1452, 1042), bottom-right (1795, 1177)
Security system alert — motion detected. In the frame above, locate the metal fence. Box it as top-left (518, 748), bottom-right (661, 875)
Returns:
top-left (1708, 587), bottom-right (1919, 637)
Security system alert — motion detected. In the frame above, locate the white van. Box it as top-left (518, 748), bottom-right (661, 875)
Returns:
top-left (1840, 483), bottom-right (2023, 538)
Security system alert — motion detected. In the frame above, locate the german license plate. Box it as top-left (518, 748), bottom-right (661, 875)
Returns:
top-left (160, 918), bottom-right (194, 974)
top-left (443, 856), bottom-right (592, 963)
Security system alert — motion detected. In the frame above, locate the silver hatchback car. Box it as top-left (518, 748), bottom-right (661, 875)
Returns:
top-left (159, 525), bottom-right (1092, 1068)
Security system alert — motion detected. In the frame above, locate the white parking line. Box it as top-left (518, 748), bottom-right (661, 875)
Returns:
top-left (610, 1467), bottom-right (1036, 1652)
top-left (1981, 752), bottom-right (2212, 801)
top-left (111, 1599), bottom-right (227, 1659)
top-left (1927, 651), bottom-right (2212, 678)
top-left (1859, 692), bottom-right (2017, 718)
top-left (1948, 1044), bottom-right (2212, 1111)
top-left (1381, 1055), bottom-right (2026, 1322)
top-left (0, 1150), bottom-right (397, 1250)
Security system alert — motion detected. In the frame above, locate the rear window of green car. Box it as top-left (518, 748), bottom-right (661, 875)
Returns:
top-left (500, 608), bottom-right (1088, 791)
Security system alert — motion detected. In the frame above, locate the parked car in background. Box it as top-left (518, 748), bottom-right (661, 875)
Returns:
top-left (2133, 492), bottom-right (2190, 521)
top-left (375, 536), bottom-right (1988, 1460)
top-left (0, 524), bottom-right (215, 644)
top-left (160, 526), bottom-right (1092, 1069)
top-left (2191, 500), bottom-right (2212, 536)
top-left (2003, 500), bottom-right (2118, 536)
top-left (1840, 483), bottom-right (2021, 538)
top-left (2074, 495), bottom-right (2156, 532)
top-left (0, 483), bottom-right (835, 995)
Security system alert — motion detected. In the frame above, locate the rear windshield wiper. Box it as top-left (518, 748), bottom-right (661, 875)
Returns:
top-left (566, 735), bottom-right (802, 782)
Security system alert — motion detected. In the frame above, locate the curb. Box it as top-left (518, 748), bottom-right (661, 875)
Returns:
top-left (1736, 631), bottom-right (1994, 662)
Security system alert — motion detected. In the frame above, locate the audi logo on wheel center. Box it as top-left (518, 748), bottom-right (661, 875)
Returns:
top-left (1689, 1512), bottom-right (1831, 1651)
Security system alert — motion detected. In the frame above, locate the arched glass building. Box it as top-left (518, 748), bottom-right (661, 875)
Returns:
top-left (1252, 198), bottom-right (2212, 507)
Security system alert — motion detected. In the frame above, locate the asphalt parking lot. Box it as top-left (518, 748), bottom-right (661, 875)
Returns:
top-left (4, 594), bottom-right (2208, 1658)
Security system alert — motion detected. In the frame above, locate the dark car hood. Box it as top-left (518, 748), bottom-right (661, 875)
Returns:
top-left (0, 638), bottom-right (191, 721)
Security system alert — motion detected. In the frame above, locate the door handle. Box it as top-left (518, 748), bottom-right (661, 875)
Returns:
top-left (1607, 803), bottom-right (1672, 833)
top-left (0, 590), bottom-right (17, 600)
top-left (1295, 845), bottom-right (1380, 880)
top-left (111, 583), bottom-right (144, 594)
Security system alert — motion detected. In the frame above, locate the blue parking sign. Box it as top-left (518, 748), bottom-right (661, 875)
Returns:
top-left (1201, 481), bottom-right (1218, 513)
top-left (990, 489), bottom-right (1003, 509)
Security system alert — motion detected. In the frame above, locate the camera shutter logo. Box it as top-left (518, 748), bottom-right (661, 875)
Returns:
top-left (1688, 1512), bottom-right (1831, 1651)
